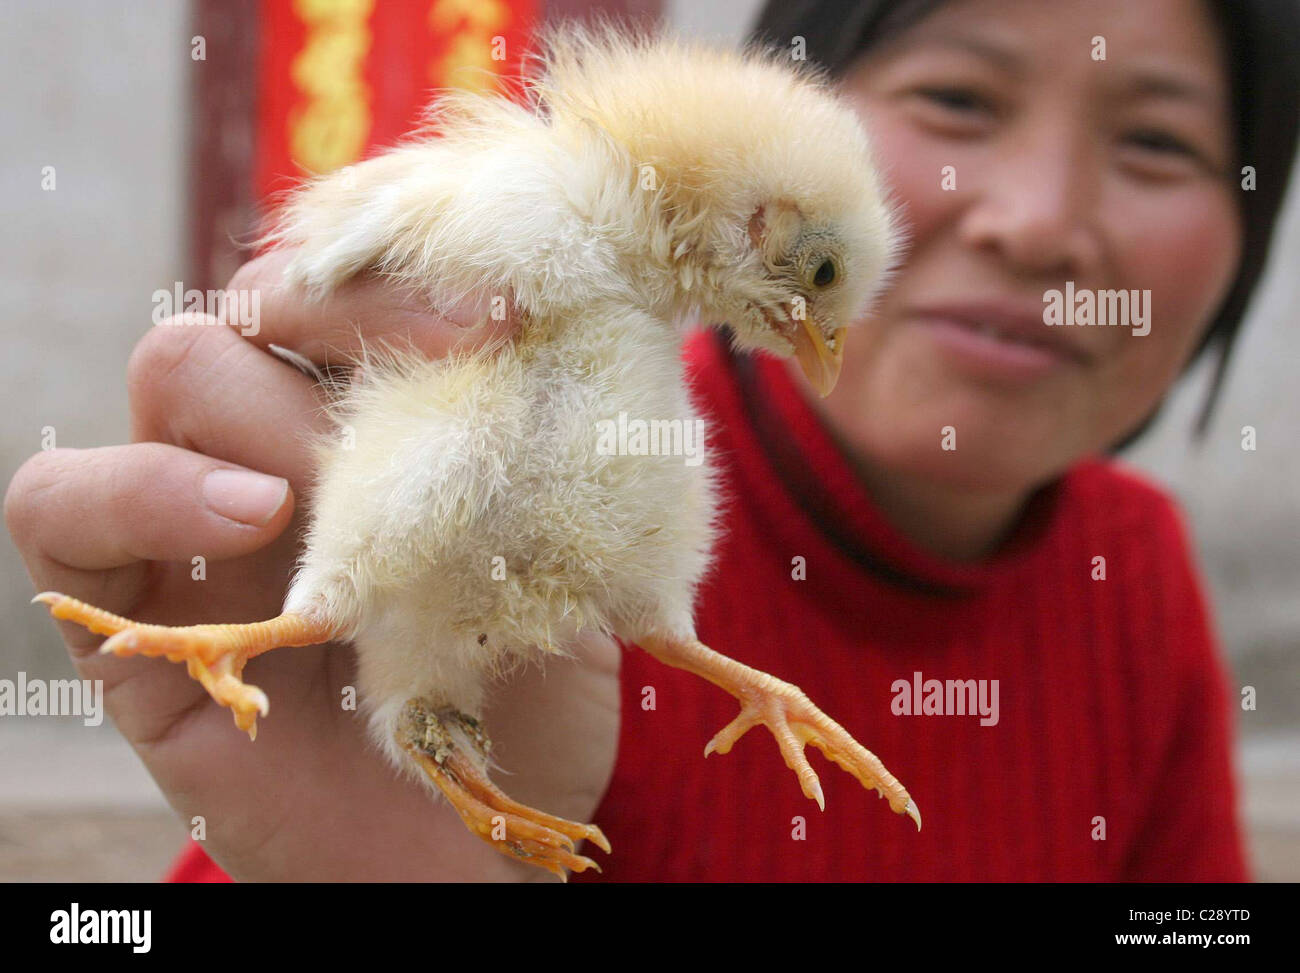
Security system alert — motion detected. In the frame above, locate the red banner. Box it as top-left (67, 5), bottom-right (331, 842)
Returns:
top-left (255, 0), bottom-right (537, 203)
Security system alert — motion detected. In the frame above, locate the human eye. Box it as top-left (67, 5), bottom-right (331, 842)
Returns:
top-left (1118, 125), bottom-right (1221, 180)
top-left (906, 83), bottom-right (999, 137)
top-left (1124, 127), bottom-right (1198, 157)
top-left (917, 86), bottom-right (991, 113)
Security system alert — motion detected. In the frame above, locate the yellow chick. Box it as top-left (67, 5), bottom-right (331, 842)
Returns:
top-left (36, 27), bottom-right (919, 879)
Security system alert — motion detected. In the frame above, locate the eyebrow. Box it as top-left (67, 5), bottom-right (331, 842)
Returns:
top-left (1125, 70), bottom-right (1226, 113)
top-left (889, 30), bottom-right (1226, 106)
top-left (888, 28), bottom-right (1027, 73)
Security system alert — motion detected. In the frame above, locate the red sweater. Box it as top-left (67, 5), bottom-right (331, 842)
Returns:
top-left (167, 331), bottom-right (1248, 882)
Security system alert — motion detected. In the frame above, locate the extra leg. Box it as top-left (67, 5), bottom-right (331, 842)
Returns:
top-left (398, 700), bottom-right (611, 881)
top-left (638, 633), bottom-right (921, 831)
top-left (34, 591), bottom-right (335, 739)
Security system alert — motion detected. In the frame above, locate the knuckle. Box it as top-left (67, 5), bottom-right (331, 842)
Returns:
top-left (4, 449), bottom-right (71, 551)
top-left (126, 318), bottom-right (231, 421)
top-left (98, 445), bottom-right (172, 540)
top-left (225, 252), bottom-right (279, 294)
top-left (127, 319), bottom-right (206, 394)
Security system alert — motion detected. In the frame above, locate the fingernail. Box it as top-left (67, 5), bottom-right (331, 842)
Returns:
top-left (202, 469), bottom-right (289, 527)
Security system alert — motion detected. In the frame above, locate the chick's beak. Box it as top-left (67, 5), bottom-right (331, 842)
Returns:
top-left (791, 318), bottom-right (847, 397)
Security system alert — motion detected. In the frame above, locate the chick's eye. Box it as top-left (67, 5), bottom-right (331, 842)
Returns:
top-left (812, 259), bottom-right (836, 288)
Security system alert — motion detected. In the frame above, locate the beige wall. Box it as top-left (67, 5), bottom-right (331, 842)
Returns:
top-left (0, 1), bottom-right (189, 679)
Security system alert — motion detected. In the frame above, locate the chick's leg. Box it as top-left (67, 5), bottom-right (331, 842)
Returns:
top-left (638, 633), bottom-right (921, 831)
top-left (398, 700), bottom-right (610, 881)
top-left (34, 592), bottom-right (334, 739)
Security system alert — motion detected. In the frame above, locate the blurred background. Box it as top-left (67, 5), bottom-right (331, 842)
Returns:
top-left (1, 0), bottom-right (1296, 880)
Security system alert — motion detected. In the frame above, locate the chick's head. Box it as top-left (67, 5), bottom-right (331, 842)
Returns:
top-left (726, 182), bottom-right (898, 398)
top-left (537, 27), bottom-right (900, 396)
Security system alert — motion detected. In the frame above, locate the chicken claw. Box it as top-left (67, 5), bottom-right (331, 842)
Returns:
top-left (638, 634), bottom-right (921, 831)
top-left (33, 591), bottom-right (333, 740)
top-left (398, 701), bottom-right (611, 881)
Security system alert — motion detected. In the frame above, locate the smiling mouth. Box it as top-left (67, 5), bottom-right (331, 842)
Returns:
top-left (911, 312), bottom-right (1095, 381)
top-left (913, 309), bottom-right (1094, 367)
top-left (965, 321), bottom-right (1062, 355)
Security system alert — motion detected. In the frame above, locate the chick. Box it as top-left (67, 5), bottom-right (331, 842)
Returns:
top-left (37, 27), bottom-right (919, 878)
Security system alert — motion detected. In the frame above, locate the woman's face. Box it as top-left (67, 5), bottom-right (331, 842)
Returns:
top-left (834, 0), bottom-right (1242, 492)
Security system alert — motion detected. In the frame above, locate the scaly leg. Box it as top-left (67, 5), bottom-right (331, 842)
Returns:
top-left (34, 591), bottom-right (334, 740)
top-left (398, 701), bottom-right (611, 881)
top-left (638, 633), bottom-right (921, 831)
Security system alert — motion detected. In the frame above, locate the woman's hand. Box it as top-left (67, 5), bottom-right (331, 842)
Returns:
top-left (4, 250), bottom-right (620, 881)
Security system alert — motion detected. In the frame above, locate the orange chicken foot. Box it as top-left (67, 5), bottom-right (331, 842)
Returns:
top-left (637, 633), bottom-right (921, 830)
top-left (34, 591), bottom-right (333, 740)
top-left (398, 700), bottom-right (611, 881)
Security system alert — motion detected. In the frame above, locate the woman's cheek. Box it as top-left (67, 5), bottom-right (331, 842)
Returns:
top-left (1074, 187), bottom-right (1238, 447)
top-left (1106, 187), bottom-right (1240, 381)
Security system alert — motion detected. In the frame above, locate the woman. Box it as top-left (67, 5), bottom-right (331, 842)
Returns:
top-left (6, 0), bottom-right (1296, 881)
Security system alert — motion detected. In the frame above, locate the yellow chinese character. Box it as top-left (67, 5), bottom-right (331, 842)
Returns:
top-left (433, 32), bottom-right (501, 92)
top-left (429, 0), bottom-right (507, 33)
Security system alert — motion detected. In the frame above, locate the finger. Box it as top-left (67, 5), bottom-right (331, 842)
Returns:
top-left (4, 443), bottom-right (293, 574)
top-left (223, 249), bottom-right (520, 363)
top-left (127, 316), bottom-right (327, 483)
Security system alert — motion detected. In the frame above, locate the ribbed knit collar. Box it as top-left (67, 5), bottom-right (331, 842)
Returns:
top-left (699, 330), bottom-right (1072, 598)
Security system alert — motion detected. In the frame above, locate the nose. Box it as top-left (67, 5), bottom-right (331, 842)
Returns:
top-left (958, 120), bottom-right (1104, 278)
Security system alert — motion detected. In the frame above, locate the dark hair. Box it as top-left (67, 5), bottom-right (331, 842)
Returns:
top-left (750, 0), bottom-right (1300, 448)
